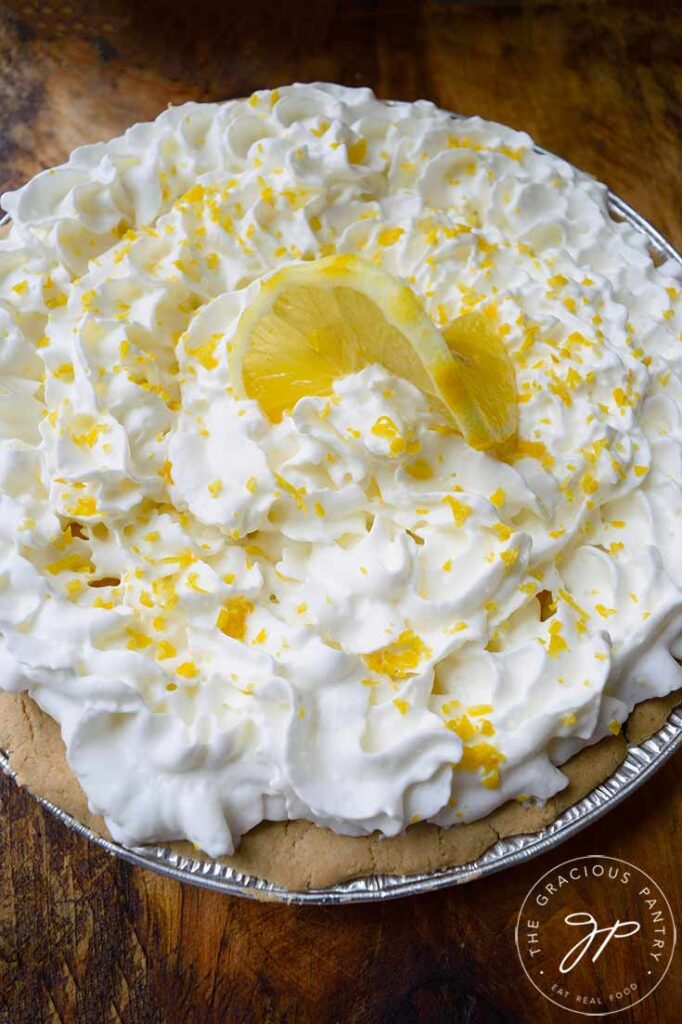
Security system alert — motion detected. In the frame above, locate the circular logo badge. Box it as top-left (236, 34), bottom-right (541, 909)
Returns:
top-left (515, 855), bottom-right (676, 1016)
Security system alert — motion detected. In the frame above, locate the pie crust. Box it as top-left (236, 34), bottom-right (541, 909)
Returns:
top-left (1, 688), bottom-right (679, 891)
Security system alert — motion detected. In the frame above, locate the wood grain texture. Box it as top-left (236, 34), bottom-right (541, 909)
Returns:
top-left (0, 1), bottom-right (680, 1021)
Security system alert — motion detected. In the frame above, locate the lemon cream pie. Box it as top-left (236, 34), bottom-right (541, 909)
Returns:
top-left (0, 83), bottom-right (681, 882)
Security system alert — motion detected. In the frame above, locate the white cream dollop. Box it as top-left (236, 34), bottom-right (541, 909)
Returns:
top-left (0, 83), bottom-right (681, 856)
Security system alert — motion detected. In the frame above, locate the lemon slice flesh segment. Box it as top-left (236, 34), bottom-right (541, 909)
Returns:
top-left (231, 254), bottom-right (458, 423)
top-left (441, 312), bottom-right (518, 450)
top-left (231, 255), bottom-right (517, 451)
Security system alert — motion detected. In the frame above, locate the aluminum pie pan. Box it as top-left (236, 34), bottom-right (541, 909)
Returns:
top-left (1, 124), bottom-right (681, 904)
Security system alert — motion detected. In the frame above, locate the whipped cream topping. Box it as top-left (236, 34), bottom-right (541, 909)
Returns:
top-left (1, 83), bottom-right (681, 856)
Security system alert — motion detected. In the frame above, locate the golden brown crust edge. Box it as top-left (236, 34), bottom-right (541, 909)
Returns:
top-left (1, 689), bottom-right (680, 892)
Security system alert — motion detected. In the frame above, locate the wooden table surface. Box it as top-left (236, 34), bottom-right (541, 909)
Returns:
top-left (0, 2), bottom-right (680, 1021)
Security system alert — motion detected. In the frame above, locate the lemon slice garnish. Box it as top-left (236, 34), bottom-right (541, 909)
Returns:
top-left (230, 254), bottom-right (516, 449)
top-left (231, 254), bottom-right (456, 421)
top-left (441, 311), bottom-right (518, 450)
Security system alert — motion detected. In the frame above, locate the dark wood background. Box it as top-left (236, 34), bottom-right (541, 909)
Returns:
top-left (0, 2), bottom-right (680, 1021)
